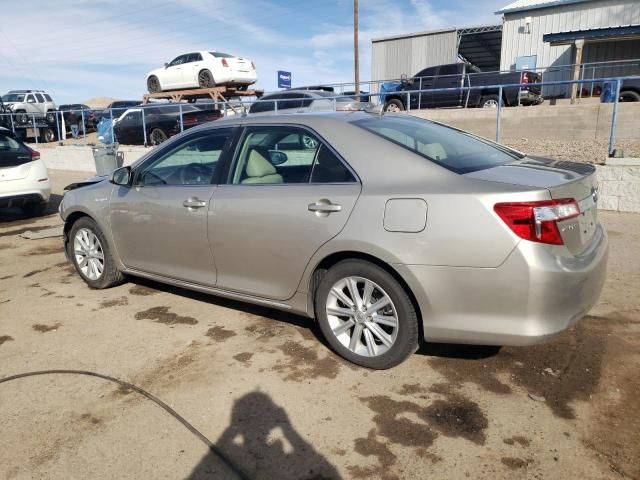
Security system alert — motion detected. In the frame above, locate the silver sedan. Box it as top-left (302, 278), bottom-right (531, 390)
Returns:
top-left (60, 112), bottom-right (608, 368)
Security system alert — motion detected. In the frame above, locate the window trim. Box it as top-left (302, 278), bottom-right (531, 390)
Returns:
top-left (221, 123), bottom-right (360, 187)
top-left (131, 126), bottom-right (239, 188)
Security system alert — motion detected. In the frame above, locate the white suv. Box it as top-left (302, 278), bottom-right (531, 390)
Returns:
top-left (0, 127), bottom-right (50, 215)
top-left (1, 90), bottom-right (58, 124)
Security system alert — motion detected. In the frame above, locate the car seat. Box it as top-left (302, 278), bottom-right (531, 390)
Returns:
top-left (241, 149), bottom-right (283, 184)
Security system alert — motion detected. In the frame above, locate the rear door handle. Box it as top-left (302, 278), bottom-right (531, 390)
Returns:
top-left (183, 197), bottom-right (207, 209)
top-left (308, 200), bottom-right (342, 214)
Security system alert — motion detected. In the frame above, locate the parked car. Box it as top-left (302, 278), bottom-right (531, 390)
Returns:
top-left (249, 90), bottom-right (373, 115)
top-left (380, 63), bottom-right (543, 111)
top-left (94, 100), bottom-right (142, 125)
top-left (1, 90), bottom-right (58, 124)
top-left (146, 51), bottom-right (257, 93)
top-left (58, 104), bottom-right (94, 132)
top-left (60, 112), bottom-right (607, 369)
top-left (0, 127), bottom-right (50, 215)
top-left (113, 104), bottom-right (222, 145)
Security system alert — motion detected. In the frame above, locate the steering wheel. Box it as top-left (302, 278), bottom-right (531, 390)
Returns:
top-left (179, 162), bottom-right (211, 185)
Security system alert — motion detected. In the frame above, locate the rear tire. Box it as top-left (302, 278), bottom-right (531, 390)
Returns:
top-left (147, 76), bottom-right (161, 93)
top-left (67, 217), bottom-right (125, 289)
top-left (198, 69), bottom-right (215, 89)
top-left (383, 99), bottom-right (404, 112)
top-left (480, 94), bottom-right (501, 108)
top-left (315, 259), bottom-right (419, 369)
top-left (620, 90), bottom-right (640, 102)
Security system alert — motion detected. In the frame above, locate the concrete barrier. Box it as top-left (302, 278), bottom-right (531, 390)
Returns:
top-left (410, 102), bottom-right (640, 141)
top-left (597, 159), bottom-right (640, 213)
top-left (36, 145), bottom-right (150, 173)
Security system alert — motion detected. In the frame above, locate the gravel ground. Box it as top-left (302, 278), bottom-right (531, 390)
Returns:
top-left (0, 170), bottom-right (639, 479)
top-left (501, 138), bottom-right (640, 164)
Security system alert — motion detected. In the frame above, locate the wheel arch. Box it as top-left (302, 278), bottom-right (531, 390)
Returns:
top-left (384, 96), bottom-right (405, 108)
top-left (306, 250), bottom-right (424, 340)
top-left (62, 209), bottom-right (122, 269)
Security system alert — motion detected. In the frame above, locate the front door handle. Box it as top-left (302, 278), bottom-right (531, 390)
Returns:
top-left (183, 197), bottom-right (207, 209)
top-left (308, 199), bottom-right (342, 215)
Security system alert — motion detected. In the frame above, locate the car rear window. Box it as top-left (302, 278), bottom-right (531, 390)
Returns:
top-left (0, 132), bottom-right (30, 166)
top-left (353, 115), bottom-right (522, 174)
top-left (209, 52), bottom-right (234, 58)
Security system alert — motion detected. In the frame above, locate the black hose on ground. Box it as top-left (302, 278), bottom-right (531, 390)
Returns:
top-left (0, 369), bottom-right (250, 480)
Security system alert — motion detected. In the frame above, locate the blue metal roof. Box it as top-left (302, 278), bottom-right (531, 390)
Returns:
top-left (543, 25), bottom-right (640, 44)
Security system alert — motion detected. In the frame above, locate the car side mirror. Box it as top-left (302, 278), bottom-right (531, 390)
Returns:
top-left (111, 166), bottom-right (131, 186)
top-left (164, 62), bottom-right (169, 68)
top-left (268, 150), bottom-right (288, 166)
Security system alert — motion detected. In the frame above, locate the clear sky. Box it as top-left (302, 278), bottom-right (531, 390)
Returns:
top-left (0, 0), bottom-right (508, 104)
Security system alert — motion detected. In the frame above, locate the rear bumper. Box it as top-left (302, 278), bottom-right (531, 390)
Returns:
top-left (519, 90), bottom-right (544, 105)
top-left (395, 224), bottom-right (608, 346)
top-left (0, 191), bottom-right (49, 208)
top-left (216, 71), bottom-right (257, 85)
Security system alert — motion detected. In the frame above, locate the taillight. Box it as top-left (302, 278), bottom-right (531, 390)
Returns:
top-left (494, 199), bottom-right (580, 245)
top-left (251, 61), bottom-right (256, 70)
top-left (31, 150), bottom-right (41, 161)
top-left (221, 58), bottom-right (229, 67)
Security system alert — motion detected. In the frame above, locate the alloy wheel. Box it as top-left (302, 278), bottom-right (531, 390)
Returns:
top-left (326, 276), bottom-right (399, 357)
top-left (483, 99), bottom-right (499, 108)
top-left (385, 104), bottom-right (401, 112)
top-left (73, 228), bottom-right (105, 281)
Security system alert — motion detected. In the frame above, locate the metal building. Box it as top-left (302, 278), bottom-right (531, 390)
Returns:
top-left (497, 0), bottom-right (640, 98)
top-left (370, 25), bottom-right (503, 83)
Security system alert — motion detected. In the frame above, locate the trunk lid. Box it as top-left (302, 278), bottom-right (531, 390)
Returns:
top-left (0, 161), bottom-right (32, 181)
top-left (466, 156), bottom-right (599, 254)
top-left (228, 57), bottom-right (252, 72)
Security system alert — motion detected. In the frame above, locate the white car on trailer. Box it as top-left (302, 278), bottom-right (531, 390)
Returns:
top-left (146, 51), bottom-right (257, 93)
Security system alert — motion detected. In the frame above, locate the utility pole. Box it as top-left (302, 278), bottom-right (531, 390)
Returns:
top-left (354, 0), bottom-right (360, 95)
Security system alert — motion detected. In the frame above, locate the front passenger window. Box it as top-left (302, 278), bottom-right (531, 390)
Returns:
top-left (137, 129), bottom-right (233, 186)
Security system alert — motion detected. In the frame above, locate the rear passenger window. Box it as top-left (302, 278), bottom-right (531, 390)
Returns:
top-left (310, 145), bottom-right (355, 183)
top-left (35, 93), bottom-right (45, 103)
top-left (230, 126), bottom-right (318, 184)
top-left (26, 95), bottom-right (36, 103)
top-left (438, 64), bottom-right (460, 76)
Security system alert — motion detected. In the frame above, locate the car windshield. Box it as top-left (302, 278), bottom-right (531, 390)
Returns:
top-left (209, 52), bottom-right (234, 58)
top-left (2, 93), bottom-right (25, 102)
top-left (353, 115), bottom-right (522, 174)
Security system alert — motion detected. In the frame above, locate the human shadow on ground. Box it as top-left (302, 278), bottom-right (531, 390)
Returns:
top-left (186, 391), bottom-right (340, 480)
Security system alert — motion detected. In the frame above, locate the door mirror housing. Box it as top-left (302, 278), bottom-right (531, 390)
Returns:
top-left (164, 62), bottom-right (169, 68)
top-left (111, 166), bottom-right (132, 186)
top-left (400, 74), bottom-right (413, 87)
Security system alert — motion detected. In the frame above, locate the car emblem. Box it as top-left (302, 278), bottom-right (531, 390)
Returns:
top-left (591, 186), bottom-right (599, 203)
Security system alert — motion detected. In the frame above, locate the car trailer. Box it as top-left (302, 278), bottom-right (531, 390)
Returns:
top-left (142, 85), bottom-right (264, 116)
top-left (9, 116), bottom-right (58, 144)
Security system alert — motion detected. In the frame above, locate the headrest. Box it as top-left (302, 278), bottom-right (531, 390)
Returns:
top-left (246, 149), bottom-right (277, 178)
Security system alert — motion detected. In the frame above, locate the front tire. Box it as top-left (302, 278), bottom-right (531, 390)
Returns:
top-left (45, 111), bottom-right (55, 123)
top-left (150, 128), bottom-right (168, 145)
top-left (198, 69), bottom-right (215, 89)
top-left (383, 99), bottom-right (404, 112)
top-left (67, 217), bottom-right (125, 289)
top-left (315, 260), bottom-right (419, 369)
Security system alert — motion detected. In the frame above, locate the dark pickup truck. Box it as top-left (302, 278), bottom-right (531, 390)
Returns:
top-left (381, 62), bottom-right (543, 111)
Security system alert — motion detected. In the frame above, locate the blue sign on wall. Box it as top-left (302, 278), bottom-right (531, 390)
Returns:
top-left (277, 70), bottom-right (292, 88)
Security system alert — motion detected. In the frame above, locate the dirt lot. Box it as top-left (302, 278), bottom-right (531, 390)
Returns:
top-left (1, 170), bottom-right (639, 480)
